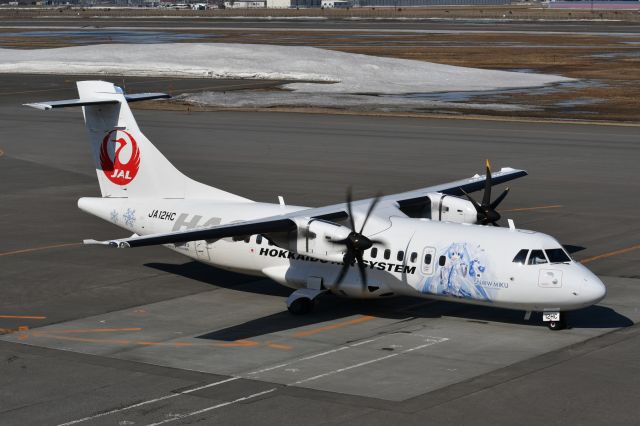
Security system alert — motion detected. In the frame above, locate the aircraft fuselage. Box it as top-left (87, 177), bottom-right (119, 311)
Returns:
top-left (79, 197), bottom-right (606, 313)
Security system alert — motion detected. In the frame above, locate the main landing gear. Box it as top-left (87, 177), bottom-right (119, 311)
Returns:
top-left (286, 288), bottom-right (326, 315)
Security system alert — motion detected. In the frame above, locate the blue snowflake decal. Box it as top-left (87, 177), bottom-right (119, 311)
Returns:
top-left (123, 208), bottom-right (136, 228)
top-left (110, 209), bottom-right (119, 224)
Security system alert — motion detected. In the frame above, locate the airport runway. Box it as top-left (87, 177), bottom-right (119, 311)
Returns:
top-left (1, 17), bottom-right (640, 35)
top-left (0, 75), bottom-right (639, 425)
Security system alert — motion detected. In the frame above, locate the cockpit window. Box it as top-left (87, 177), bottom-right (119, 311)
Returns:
top-left (512, 249), bottom-right (529, 264)
top-left (546, 248), bottom-right (571, 263)
top-left (528, 249), bottom-right (548, 265)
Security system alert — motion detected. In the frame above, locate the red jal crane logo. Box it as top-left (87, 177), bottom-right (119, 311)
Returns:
top-left (100, 130), bottom-right (140, 185)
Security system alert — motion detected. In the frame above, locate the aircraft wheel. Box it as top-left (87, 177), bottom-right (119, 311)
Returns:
top-left (547, 316), bottom-right (567, 331)
top-left (288, 297), bottom-right (314, 315)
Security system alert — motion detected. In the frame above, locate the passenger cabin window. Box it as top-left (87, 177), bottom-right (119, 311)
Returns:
top-left (438, 255), bottom-right (446, 266)
top-left (512, 249), bottom-right (529, 264)
top-left (410, 252), bottom-right (418, 263)
top-left (424, 253), bottom-right (432, 265)
top-left (528, 249), bottom-right (548, 265)
top-left (546, 248), bottom-right (571, 264)
top-left (256, 235), bottom-right (263, 245)
top-left (397, 251), bottom-right (404, 262)
top-left (371, 247), bottom-right (378, 258)
top-left (244, 236), bottom-right (250, 243)
top-left (384, 249), bottom-right (391, 260)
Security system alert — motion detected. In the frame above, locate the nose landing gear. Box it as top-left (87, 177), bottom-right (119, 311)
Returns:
top-left (543, 311), bottom-right (567, 330)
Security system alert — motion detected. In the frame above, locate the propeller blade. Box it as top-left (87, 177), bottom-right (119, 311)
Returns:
top-left (482, 159), bottom-right (492, 207)
top-left (345, 187), bottom-right (356, 232)
top-left (359, 193), bottom-right (382, 235)
top-left (334, 262), bottom-right (350, 288)
top-left (330, 237), bottom-right (350, 246)
top-left (355, 252), bottom-right (367, 290)
top-left (460, 188), bottom-right (482, 212)
top-left (460, 162), bottom-right (510, 226)
top-left (490, 187), bottom-right (510, 210)
top-left (334, 251), bottom-right (354, 288)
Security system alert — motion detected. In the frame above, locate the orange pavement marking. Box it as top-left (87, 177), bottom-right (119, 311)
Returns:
top-left (30, 333), bottom-right (181, 347)
top-left (0, 315), bottom-right (46, 320)
top-left (293, 315), bottom-right (375, 338)
top-left (217, 339), bottom-right (259, 348)
top-left (29, 331), bottom-right (263, 349)
top-left (47, 328), bottom-right (143, 334)
top-left (0, 242), bottom-right (81, 257)
top-left (267, 342), bottom-right (292, 350)
top-left (18, 326), bottom-right (29, 340)
top-left (580, 244), bottom-right (640, 265)
top-left (501, 205), bottom-right (563, 213)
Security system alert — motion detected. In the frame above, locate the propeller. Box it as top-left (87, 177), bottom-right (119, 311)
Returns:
top-left (332, 189), bottom-right (382, 290)
top-left (460, 160), bottom-right (510, 226)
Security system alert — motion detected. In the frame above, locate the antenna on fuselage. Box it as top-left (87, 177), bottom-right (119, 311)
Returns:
top-left (508, 219), bottom-right (516, 231)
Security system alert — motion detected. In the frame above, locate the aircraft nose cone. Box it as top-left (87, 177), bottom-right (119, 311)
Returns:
top-left (582, 275), bottom-right (607, 305)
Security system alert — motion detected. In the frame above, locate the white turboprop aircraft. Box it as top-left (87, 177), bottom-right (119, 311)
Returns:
top-left (27, 80), bottom-right (606, 330)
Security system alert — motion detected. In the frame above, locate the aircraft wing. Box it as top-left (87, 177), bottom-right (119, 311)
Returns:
top-left (391, 166), bottom-right (527, 210)
top-left (86, 211), bottom-right (348, 248)
top-left (87, 166), bottom-right (526, 248)
top-left (272, 166), bottom-right (528, 219)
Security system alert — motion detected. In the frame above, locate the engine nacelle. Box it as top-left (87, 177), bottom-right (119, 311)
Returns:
top-left (291, 218), bottom-right (351, 263)
top-left (427, 192), bottom-right (478, 224)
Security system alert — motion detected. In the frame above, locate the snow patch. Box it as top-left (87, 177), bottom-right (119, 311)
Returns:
top-left (0, 43), bottom-right (572, 95)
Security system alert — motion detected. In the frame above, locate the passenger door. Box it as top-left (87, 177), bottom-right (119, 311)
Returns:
top-left (421, 247), bottom-right (437, 276)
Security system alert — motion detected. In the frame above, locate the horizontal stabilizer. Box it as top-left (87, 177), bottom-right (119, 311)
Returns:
top-left (87, 217), bottom-right (297, 249)
top-left (24, 92), bottom-right (170, 110)
top-left (124, 93), bottom-right (171, 103)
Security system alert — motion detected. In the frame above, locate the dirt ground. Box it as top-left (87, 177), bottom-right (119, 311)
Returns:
top-left (1, 5), bottom-right (640, 22)
top-left (1, 15), bottom-right (639, 122)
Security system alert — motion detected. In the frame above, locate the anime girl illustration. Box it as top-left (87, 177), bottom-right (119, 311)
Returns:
top-left (423, 242), bottom-right (490, 301)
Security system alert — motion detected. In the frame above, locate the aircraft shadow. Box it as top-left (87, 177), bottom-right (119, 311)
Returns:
top-left (563, 244), bottom-right (587, 254)
top-left (145, 261), bottom-right (291, 297)
top-left (407, 302), bottom-right (634, 330)
top-left (145, 261), bottom-right (634, 341)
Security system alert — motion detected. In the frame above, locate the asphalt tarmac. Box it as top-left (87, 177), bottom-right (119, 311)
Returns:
top-left (0, 75), bottom-right (639, 425)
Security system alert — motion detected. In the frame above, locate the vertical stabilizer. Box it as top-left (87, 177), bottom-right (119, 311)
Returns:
top-left (37, 80), bottom-right (248, 201)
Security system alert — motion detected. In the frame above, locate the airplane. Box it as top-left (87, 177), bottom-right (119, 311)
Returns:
top-left (25, 80), bottom-right (606, 331)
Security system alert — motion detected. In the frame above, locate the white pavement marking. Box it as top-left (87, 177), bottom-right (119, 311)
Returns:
top-left (144, 388), bottom-right (278, 426)
top-left (58, 335), bottom-right (447, 425)
top-left (245, 337), bottom-right (384, 376)
top-left (291, 337), bottom-right (448, 385)
top-left (56, 377), bottom-right (239, 426)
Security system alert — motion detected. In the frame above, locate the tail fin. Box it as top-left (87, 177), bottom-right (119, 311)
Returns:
top-left (26, 80), bottom-right (248, 201)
